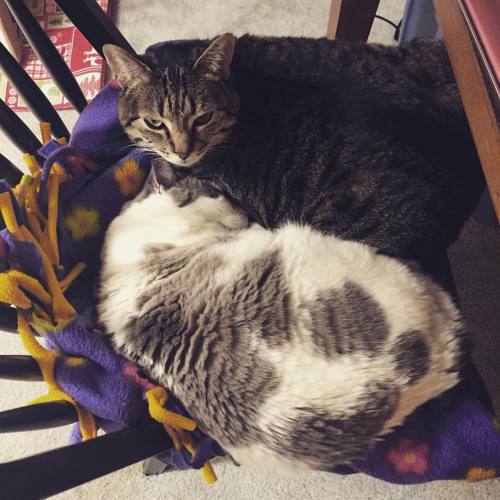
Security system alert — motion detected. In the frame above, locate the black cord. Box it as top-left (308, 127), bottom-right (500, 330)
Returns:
top-left (374, 15), bottom-right (403, 41)
top-left (374, 14), bottom-right (399, 30)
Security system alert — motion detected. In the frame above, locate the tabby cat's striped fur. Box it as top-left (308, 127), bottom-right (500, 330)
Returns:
top-left (104, 34), bottom-right (484, 259)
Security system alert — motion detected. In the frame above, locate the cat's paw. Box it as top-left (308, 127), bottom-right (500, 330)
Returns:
top-left (219, 211), bottom-right (249, 230)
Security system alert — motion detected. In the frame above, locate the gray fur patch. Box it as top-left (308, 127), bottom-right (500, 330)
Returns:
top-left (390, 330), bottom-right (430, 384)
top-left (169, 177), bottom-right (220, 207)
top-left (275, 381), bottom-right (400, 468)
top-left (226, 249), bottom-right (292, 349)
top-left (142, 244), bottom-right (204, 282)
top-left (306, 281), bottom-right (389, 358)
top-left (120, 249), bottom-right (286, 447)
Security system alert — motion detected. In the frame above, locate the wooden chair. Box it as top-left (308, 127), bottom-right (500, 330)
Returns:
top-left (327, 0), bottom-right (380, 41)
top-left (0, 1), bottom-right (496, 496)
top-left (0, 1), bottom-right (174, 497)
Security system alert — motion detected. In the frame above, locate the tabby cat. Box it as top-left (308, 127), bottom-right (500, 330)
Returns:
top-left (103, 34), bottom-right (484, 259)
top-left (98, 163), bottom-right (462, 471)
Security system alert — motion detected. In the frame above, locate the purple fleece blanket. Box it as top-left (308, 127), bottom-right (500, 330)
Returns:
top-left (2, 79), bottom-right (500, 484)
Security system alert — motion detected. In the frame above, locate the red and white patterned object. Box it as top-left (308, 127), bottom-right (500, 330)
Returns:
top-left (1, 0), bottom-right (110, 111)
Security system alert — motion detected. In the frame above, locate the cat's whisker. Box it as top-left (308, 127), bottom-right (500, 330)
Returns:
top-left (133, 145), bottom-right (161, 156)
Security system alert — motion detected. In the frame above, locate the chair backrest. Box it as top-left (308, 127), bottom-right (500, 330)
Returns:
top-left (0, 0), bottom-right (133, 331)
top-left (0, 3), bottom-right (175, 496)
top-left (0, 0), bottom-right (133, 171)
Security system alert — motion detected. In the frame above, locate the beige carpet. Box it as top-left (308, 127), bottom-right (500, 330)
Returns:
top-left (1, 0), bottom-right (499, 498)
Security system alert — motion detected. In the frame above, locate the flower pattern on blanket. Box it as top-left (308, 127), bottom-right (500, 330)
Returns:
top-left (387, 439), bottom-right (430, 475)
top-left (65, 205), bottom-right (100, 241)
top-left (113, 159), bottom-right (145, 197)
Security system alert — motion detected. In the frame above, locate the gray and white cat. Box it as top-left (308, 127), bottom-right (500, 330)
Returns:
top-left (98, 164), bottom-right (463, 471)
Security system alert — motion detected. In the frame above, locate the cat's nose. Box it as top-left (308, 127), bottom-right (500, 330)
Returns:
top-left (177, 153), bottom-right (189, 160)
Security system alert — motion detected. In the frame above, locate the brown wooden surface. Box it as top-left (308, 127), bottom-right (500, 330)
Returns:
top-left (0, 0), bottom-right (23, 62)
top-left (327, 0), bottom-right (380, 41)
top-left (434, 0), bottom-right (500, 223)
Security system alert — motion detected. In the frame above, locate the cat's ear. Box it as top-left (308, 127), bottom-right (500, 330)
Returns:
top-left (150, 158), bottom-right (178, 192)
top-left (193, 34), bottom-right (236, 80)
top-left (103, 45), bottom-right (152, 88)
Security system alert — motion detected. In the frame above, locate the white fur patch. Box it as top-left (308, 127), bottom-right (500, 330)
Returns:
top-left (99, 188), bottom-right (462, 471)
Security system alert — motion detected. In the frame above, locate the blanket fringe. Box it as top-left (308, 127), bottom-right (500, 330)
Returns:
top-left (0, 139), bottom-right (217, 483)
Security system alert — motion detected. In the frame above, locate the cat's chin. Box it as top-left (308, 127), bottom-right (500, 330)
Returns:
top-left (169, 161), bottom-right (196, 169)
top-left (163, 156), bottom-right (198, 169)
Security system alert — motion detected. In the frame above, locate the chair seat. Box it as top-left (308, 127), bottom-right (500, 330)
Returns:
top-left (0, 73), bottom-right (499, 492)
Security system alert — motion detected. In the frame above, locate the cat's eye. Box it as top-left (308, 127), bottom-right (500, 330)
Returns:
top-left (193, 112), bottom-right (213, 127)
top-left (144, 118), bottom-right (164, 130)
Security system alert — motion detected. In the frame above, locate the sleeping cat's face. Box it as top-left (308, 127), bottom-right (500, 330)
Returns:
top-left (146, 162), bottom-right (249, 241)
top-left (103, 35), bottom-right (239, 168)
top-left (102, 167), bottom-right (249, 271)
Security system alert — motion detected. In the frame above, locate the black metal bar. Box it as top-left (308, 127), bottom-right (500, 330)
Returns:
top-left (0, 401), bottom-right (77, 433)
top-left (4, 0), bottom-right (87, 113)
top-left (0, 355), bottom-right (42, 381)
top-left (0, 42), bottom-right (69, 140)
top-left (0, 152), bottom-right (23, 186)
top-left (55, 0), bottom-right (136, 57)
top-left (0, 98), bottom-right (41, 154)
top-left (0, 307), bottom-right (41, 335)
top-left (0, 306), bottom-right (18, 332)
top-left (0, 419), bottom-right (171, 498)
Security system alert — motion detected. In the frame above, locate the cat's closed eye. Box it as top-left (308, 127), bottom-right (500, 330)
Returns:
top-left (144, 117), bottom-right (164, 130)
top-left (193, 112), bottom-right (213, 127)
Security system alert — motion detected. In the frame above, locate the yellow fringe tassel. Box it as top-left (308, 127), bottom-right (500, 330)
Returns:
top-left (60, 262), bottom-right (86, 292)
top-left (46, 171), bottom-right (61, 266)
top-left (4, 138), bottom-right (214, 481)
top-left (17, 314), bottom-right (97, 440)
top-left (146, 387), bottom-right (196, 431)
top-left (19, 225), bottom-right (75, 322)
top-left (146, 387), bottom-right (217, 484)
top-left (40, 122), bottom-right (52, 145)
top-left (0, 191), bottom-right (21, 237)
top-left (22, 153), bottom-right (40, 176)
